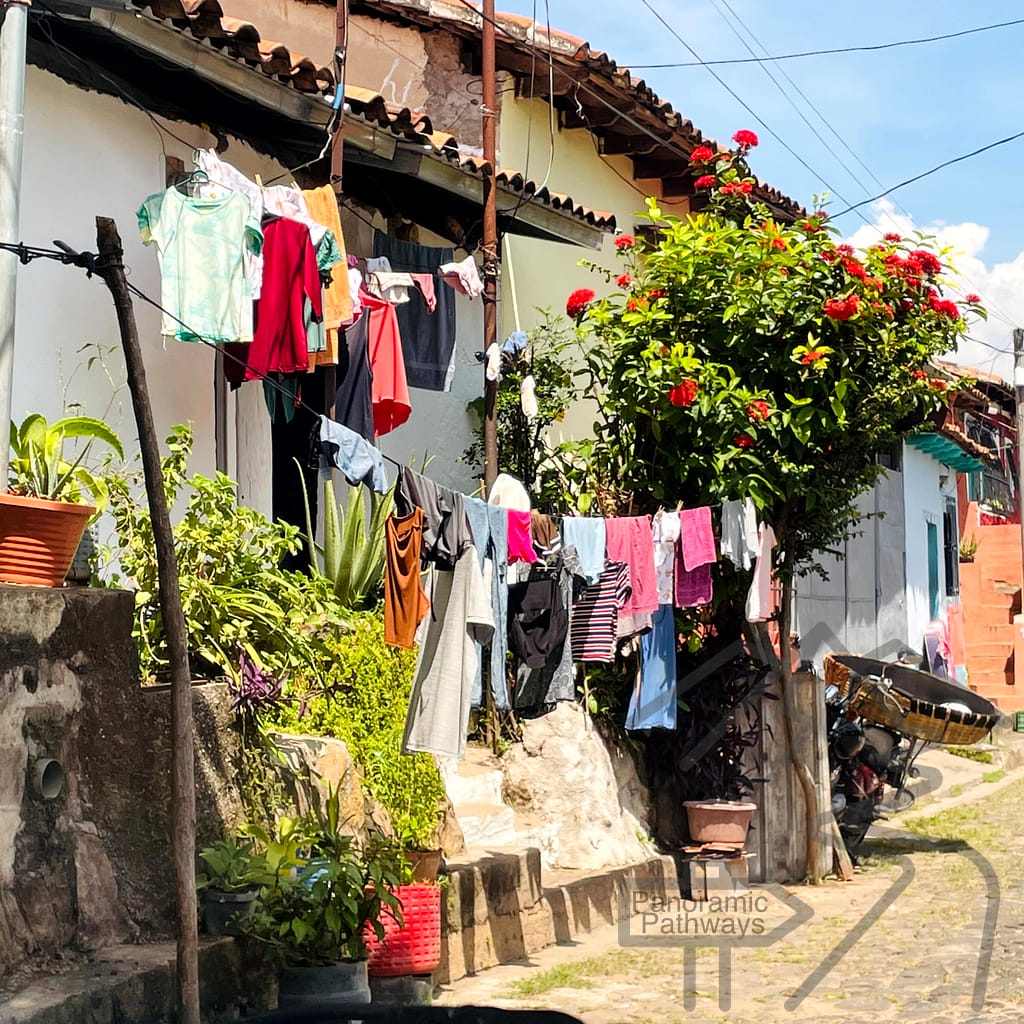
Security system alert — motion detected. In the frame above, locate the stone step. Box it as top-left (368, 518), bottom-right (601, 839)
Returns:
top-left (452, 801), bottom-right (520, 848)
top-left (440, 760), bottom-right (505, 808)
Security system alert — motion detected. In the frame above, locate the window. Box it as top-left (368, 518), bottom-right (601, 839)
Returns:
top-left (943, 499), bottom-right (959, 597)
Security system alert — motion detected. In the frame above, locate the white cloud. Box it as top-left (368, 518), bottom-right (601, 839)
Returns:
top-left (846, 200), bottom-right (1023, 381)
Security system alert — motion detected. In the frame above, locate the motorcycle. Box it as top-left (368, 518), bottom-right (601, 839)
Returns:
top-left (825, 676), bottom-right (918, 862)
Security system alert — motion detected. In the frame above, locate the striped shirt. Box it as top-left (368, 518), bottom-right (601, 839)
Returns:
top-left (571, 561), bottom-right (631, 662)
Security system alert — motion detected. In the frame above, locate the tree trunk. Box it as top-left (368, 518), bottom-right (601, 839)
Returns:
top-left (95, 218), bottom-right (200, 1024)
top-left (777, 549), bottom-right (823, 881)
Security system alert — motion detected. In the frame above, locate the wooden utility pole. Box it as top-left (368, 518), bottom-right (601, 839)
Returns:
top-left (95, 218), bottom-right (200, 1024)
top-left (1014, 328), bottom-right (1024, 566)
top-left (481, 0), bottom-right (499, 491)
top-left (330, 0), bottom-right (348, 195)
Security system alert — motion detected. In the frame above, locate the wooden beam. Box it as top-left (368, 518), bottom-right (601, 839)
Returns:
top-left (599, 134), bottom-right (664, 157)
top-left (660, 174), bottom-right (696, 198)
top-left (632, 153), bottom-right (690, 179)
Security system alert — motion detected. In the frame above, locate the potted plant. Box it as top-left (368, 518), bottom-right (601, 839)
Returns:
top-left (2, 413), bottom-right (122, 586)
top-left (363, 858), bottom-right (444, 979)
top-left (242, 787), bottom-right (404, 1009)
top-left (645, 652), bottom-right (770, 847)
top-left (196, 836), bottom-right (267, 936)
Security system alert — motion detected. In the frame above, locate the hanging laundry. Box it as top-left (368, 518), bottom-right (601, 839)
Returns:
top-left (374, 231), bottom-right (457, 392)
top-left (365, 255), bottom-right (392, 274)
top-left (605, 516), bottom-right (659, 618)
top-left (302, 184), bottom-right (353, 361)
top-left (137, 187), bottom-right (262, 344)
top-left (507, 558), bottom-right (568, 669)
top-left (501, 330), bottom-right (528, 356)
top-left (561, 516), bottom-right (606, 585)
top-left (616, 611), bottom-right (653, 641)
top-left (262, 185), bottom-right (326, 244)
top-left (365, 271), bottom-right (413, 305)
top-left (652, 509), bottom-right (681, 605)
top-left (520, 374), bottom-right (538, 419)
top-left (316, 415), bottom-right (388, 494)
top-left (674, 559), bottom-right (712, 609)
top-left (384, 507), bottom-right (431, 650)
top-left (439, 255), bottom-right (484, 299)
top-left (333, 314), bottom-right (375, 442)
top-left (487, 473), bottom-right (531, 512)
top-left (395, 466), bottom-right (474, 570)
top-left (570, 561), bottom-right (631, 663)
top-left (745, 523), bottom-right (777, 622)
top-left (358, 290), bottom-right (411, 437)
top-left (530, 511), bottom-right (560, 558)
top-left (465, 497), bottom-right (510, 711)
top-left (262, 374), bottom-right (300, 423)
top-left (507, 509), bottom-right (538, 565)
top-left (679, 506), bottom-right (717, 571)
top-left (224, 216), bottom-right (322, 383)
top-left (196, 151), bottom-right (265, 299)
top-left (721, 498), bottom-right (759, 570)
top-left (345, 256), bottom-right (364, 323)
top-left (626, 604), bottom-right (678, 731)
top-left (408, 274), bottom-right (437, 313)
top-left (485, 343), bottom-right (501, 382)
top-left (402, 548), bottom-right (494, 760)
top-left (514, 546), bottom-right (587, 710)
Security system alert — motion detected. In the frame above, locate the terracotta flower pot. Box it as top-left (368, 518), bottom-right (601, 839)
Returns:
top-left (364, 883), bottom-right (442, 977)
top-left (684, 800), bottom-right (756, 845)
top-left (404, 848), bottom-right (442, 884)
top-left (0, 493), bottom-right (95, 587)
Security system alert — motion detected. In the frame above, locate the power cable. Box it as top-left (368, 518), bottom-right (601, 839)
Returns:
top-left (831, 130), bottom-right (1024, 218)
top-left (623, 17), bottom-right (1024, 69)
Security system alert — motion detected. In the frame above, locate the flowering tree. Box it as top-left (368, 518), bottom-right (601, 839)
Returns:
top-left (564, 130), bottom-right (984, 876)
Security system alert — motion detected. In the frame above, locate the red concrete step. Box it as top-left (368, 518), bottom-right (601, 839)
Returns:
top-left (963, 642), bottom-right (1015, 660)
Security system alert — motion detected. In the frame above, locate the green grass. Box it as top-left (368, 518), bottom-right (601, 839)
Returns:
top-left (945, 745), bottom-right (993, 764)
top-left (502, 949), bottom-right (693, 998)
top-left (982, 769), bottom-right (1007, 783)
top-left (947, 784), bottom-right (964, 798)
top-left (505, 962), bottom-right (596, 997)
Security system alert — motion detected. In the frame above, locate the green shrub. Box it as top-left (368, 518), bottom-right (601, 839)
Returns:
top-left (272, 613), bottom-right (446, 850)
top-left (106, 424), bottom-right (348, 683)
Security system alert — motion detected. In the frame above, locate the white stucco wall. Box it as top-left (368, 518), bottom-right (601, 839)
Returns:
top-left (15, 66), bottom-right (297, 525)
top-left (902, 444), bottom-right (957, 645)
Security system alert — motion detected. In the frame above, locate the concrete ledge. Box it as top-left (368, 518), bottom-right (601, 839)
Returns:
top-left (0, 937), bottom-right (273, 1024)
top-left (437, 851), bottom-right (679, 984)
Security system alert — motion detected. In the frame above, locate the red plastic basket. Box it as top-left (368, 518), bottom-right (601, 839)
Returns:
top-left (364, 883), bottom-right (442, 977)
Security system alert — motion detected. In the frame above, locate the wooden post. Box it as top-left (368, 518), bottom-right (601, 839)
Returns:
top-left (481, 0), bottom-right (499, 493)
top-left (95, 218), bottom-right (200, 1024)
top-left (1013, 328), bottom-right (1024, 558)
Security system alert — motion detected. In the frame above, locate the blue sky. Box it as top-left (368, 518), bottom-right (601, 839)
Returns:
top-left (496, 0), bottom-right (1024, 372)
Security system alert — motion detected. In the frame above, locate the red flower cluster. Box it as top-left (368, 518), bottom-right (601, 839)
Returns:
top-left (910, 369), bottom-right (928, 380)
top-left (732, 129), bottom-right (759, 148)
top-left (926, 290), bottom-right (960, 320)
top-left (720, 181), bottom-right (754, 196)
top-left (747, 400), bottom-right (770, 421)
top-left (689, 145), bottom-right (716, 164)
top-left (930, 379), bottom-right (948, 392)
top-left (884, 232), bottom-right (902, 243)
top-left (626, 297), bottom-right (647, 312)
top-left (871, 300), bottom-right (895, 318)
top-left (615, 235), bottom-right (636, 251)
top-left (648, 288), bottom-right (667, 299)
top-left (566, 288), bottom-right (595, 318)
top-left (771, 238), bottom-right (786, 251)
top-left (616, 273), bottom-right (633, 288)
top-left (836, 244), bottom-right (855, 257)
top-left (801, 219), bottom-right (824, 233)
top-left (669, 380), bottom-right (700, 407)
top-left (842, 257), bottom-right (868, 282)
top-left (909, 249), bottom-right (942, 276)
top-left (965, 293), bottom-right (981, 304)
top-left (694, 174), bottom-right (717, 190)
top-left (821, 249), bottom-right (839, 264)
top-left (800, 351), bottom-right (825, 365)
top-left (734, 434), bottom-right (755, 448)
top-left (824, 295), bottom-right (861, 320)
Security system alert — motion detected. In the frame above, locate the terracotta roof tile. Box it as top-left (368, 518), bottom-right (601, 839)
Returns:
top-left (125, 0), bottom-right (613, 230)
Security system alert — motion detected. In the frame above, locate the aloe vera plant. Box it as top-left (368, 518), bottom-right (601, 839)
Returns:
top-left (8, 413), bottom-right (123, 511)
top-left (300, 466), bottom-right (394, 610)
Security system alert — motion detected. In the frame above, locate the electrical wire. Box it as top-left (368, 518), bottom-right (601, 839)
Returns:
top-left (832, 130), bottom-right (1024, 218)
top-left (623, 17), bottom-right (1024, 69)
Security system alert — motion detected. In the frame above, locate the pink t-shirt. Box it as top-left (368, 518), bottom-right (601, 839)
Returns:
top-left (507, 509), bottom-right (538, 564)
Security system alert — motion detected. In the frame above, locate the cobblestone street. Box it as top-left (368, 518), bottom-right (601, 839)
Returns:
top-left (437, 772), bottom-right (1024, 1023)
